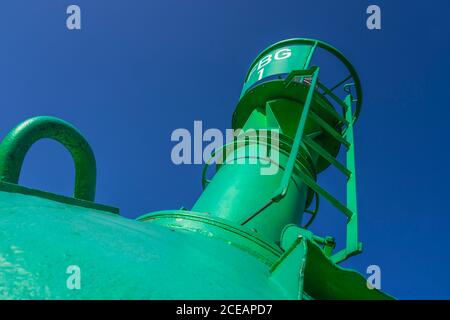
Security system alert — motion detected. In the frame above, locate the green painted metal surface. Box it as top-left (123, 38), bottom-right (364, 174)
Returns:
top-left (0, 38), bottom-right (393, 300)
top-left (241, 43), bottom-right (315, 96)
top-left (0, 186), bottom-right (286, 299)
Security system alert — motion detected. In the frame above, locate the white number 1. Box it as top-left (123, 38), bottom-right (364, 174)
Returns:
top-left (258, 68), bottom-right (264, 80)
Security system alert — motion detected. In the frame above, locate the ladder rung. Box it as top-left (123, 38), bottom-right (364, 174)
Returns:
top-left (297, 169), bottom-right (353, 219)
top-left (317, 82), bottom-right (350, 112)
top-left (309, 111), bottom-right (350, 148)
top-left (303, 136), bottom-right (351, 177)
top-left (314, 96), bottom-right (349, 126)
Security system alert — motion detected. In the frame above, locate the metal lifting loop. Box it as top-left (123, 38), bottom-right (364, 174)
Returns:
top-left (0, 116), bottom-right (97, 202)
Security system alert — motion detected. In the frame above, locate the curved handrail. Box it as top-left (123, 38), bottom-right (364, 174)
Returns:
top-left (302, 190), bottom-right (319, 229)
top-left (0, 116), bottom-right (97, 201)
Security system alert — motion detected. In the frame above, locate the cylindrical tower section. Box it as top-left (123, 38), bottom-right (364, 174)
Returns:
top-left (193, 38), bottom-right (362, 244)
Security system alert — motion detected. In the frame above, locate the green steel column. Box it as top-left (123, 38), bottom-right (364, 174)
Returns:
top-left (193, 38), bottom-right (363, 254)
top-left (194, 42), bottom-right (331, 244)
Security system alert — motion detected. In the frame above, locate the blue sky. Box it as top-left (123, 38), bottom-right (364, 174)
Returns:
top-left (0, 1), bottom-right (449, 299)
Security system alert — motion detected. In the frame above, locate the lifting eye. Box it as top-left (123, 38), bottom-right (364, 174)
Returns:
top-left (0, 116), bottom-right (97, 202)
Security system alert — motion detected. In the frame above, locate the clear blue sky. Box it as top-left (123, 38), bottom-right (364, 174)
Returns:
top-left (0, 1), bottom-right (449, 299)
